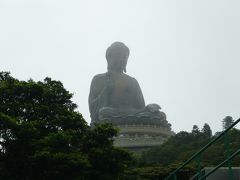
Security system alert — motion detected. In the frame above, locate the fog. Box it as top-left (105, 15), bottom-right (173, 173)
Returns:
top-left (1, 0), bottom-right (240, 133)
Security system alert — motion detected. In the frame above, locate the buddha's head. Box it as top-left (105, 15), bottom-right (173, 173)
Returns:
top-left (106, 42), bottom-right (130, 73)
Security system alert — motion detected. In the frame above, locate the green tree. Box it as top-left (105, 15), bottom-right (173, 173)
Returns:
top-left (201, 123), bottom-right (212, 137)
top-left (222, 116), bottom-right (234, 130)
top-left (191, 125), bottom-right (200, 135)
top-left (0, 72), bottom-right (131, 180)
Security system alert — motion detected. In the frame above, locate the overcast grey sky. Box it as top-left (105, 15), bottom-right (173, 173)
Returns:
top-left (1, 0), bottom-right (240, 133)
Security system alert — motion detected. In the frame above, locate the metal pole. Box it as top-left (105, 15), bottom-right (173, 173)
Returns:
top-left (173, 173), bottom-right (177, 180)
top-left (196, 154), bottom-right (202, 179)
top-left (224, 133), bottom-right (234, 180)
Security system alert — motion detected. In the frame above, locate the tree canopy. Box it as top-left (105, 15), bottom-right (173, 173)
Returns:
top-left (222, 116), bottom-right (234, 130)
top-left (0, 72), bottom-right (131, 180)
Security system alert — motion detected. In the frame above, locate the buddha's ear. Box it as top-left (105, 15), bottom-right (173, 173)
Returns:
top-left (124, 67), bottom-right (126, 73)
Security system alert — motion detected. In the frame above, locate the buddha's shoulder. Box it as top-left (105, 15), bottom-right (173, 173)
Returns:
top-left (92, 73), bottom-right (138, 82)
top-left (92, 73), bottom-right (107, 81)
top-left (123, 74), bottom-right (138, 82)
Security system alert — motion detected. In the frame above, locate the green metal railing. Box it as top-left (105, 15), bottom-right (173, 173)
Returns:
top-left (164, 118), bottom-right (240, 180)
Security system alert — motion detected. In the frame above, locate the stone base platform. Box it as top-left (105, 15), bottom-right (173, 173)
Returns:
top-left (114, 124), bottom-right (174, 151)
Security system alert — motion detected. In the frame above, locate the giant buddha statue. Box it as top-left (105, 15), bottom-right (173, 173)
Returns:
top-left (89, 42), bottom-right (171, 129)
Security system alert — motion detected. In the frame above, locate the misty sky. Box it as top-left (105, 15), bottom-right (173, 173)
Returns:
top-left (1, 0), bottom-right (240, 133)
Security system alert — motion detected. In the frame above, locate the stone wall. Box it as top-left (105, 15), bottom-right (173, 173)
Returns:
top-left (114, 124), bottom-right (174, 151)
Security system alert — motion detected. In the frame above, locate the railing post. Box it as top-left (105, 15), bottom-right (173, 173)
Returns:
top-left (196, 154), bottom-right (202, 179)
top-left (224, 132), bottom-right (234, 180)
top-left (173, 173), bottom-right (177, 180)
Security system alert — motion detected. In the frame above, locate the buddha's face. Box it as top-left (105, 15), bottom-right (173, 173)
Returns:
top-left (108, 49), bottom-right (129, 73)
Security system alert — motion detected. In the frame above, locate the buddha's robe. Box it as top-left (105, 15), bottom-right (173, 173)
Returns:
top-left (88, 72), bottom-right (145, 124)
top-left (88, 72), bottom-right (170, 128)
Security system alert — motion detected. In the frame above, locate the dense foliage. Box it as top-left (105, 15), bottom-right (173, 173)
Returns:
top-left (0, 72), bottom-right (131, 180)
top-left (129, 123), bottom-right (240, 179)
